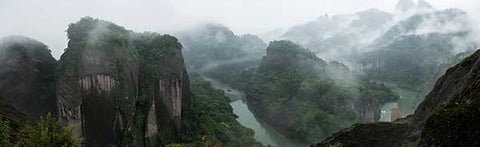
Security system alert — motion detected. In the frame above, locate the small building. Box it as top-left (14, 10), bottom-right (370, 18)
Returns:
top-left (391, 103), bottom-right (400, 121)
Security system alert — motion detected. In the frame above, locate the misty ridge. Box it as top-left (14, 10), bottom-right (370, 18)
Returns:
top-left (0, 0), bottom-right (480, 147)
top-left (168, 0), bottom-right (480, 145)
top-left (177, 0), bottom-right (479, 73)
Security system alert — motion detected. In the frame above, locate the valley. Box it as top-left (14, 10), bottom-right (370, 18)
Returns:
top-left (0, 0), bottom-right (479, 146)
top-left (205, 77), bottom-right (307, 147)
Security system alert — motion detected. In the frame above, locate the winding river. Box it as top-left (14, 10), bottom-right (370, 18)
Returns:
top-left (378, 81), bottom-right (423, 121)
top-left (204, 77), bottom-right (307, 147)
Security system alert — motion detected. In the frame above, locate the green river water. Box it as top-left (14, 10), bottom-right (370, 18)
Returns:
top-left (204, 77), bottom-right (307, 147)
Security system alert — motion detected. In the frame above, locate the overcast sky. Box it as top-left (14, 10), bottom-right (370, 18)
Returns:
top-left (0, 0), bottom-right (478, 59)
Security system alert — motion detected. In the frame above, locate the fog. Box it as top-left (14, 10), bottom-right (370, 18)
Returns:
top-left (0, 0), bottom-right (479, 59)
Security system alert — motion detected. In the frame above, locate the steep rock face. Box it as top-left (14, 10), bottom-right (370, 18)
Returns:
top-left (314, 49), bottom-right (480, 147)
top-left (56, 17), bottom-right (139, 146)
top-left (132, 33), bottom-right (191, 143)
top-left (412, 50), bottom-right (480, 123)
top-left (155, 40), bottom-right (190, 141)
top-left (0, 36), bottom-right (57, 120)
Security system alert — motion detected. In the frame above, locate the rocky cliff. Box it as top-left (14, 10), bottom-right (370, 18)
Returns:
top-left (0, 36), bottom-right (57, 121)
top-left (132, 33), bottom-right (191, 145)
top-left (56, 17), bottom-right (140, 146)
top-left (314, 49), bottom-right (480, 147)
top-left (55, 17), bottom-right (192, 146)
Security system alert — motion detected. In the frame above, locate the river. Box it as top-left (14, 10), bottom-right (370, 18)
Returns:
top-left (204, 77), bottom-right (307, 147)
top-left (378, 81), bottom-right (423, 121)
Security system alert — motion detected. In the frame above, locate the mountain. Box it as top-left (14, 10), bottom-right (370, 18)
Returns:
top-left (239, 40), bottom-right (398, 143)
top-left (131, 32), bottom-right (192, 146)
top-left (281, 9), bottom-right (393, 60)
top-left (56, 17), bottom-right (142, 146)
top-left (178, 24), bottom-right (267, 87)
top-left (355, 9), bottom-right (475, 115)
top-left (314, 49), bottom-right (480, 147)
top-left (0, 36), bottom-right (57, 121)
top-left (56, 17), bottom-right (192, 146)
top-left (0, 17), bottom-right (263, 147)
top-left (51, 17), bottom-right (262, 147)
top-left (177, 24), bottom-right (266, 72)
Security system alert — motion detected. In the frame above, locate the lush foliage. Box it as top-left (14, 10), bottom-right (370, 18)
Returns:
top-left (239, 41), bottom-right (398, 143)
top-left (421, 64), bottom-right (480, 146)
top-left (62, 17), bottom-right (141, 146)
top-left (131, 32), bottom-right (186, 145)
top-left (179, 75), bottom-right (263, 147)
top-left (0, 114), bottom-right (82, 147)
top-left (421, 100), bottom-right (480, 146)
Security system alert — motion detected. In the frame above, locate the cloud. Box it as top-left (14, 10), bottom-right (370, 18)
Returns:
top-left (0, 0), bottom-right (478, 59)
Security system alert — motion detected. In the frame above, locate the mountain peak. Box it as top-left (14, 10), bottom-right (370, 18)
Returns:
top-left (396, 0), bottom-right (415, 12)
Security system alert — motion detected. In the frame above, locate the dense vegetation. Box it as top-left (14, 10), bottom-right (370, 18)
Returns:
top-left (420, 52), bottom-right (480, 146)
top-left (0, 96), bottom-right (81, 147)
top-left (176, 75), bottom-right (262, 147)
top-left (58, 17), bottom-right (141, 146)
top-left (0, 114), bottom-right (82, 147)
top-left (1, 5), bottom-right (477, 146)
top-left (236, 40), bottom-right (398, 143)
top-left (6, 17), bottom-right (260, 146)
top-left (278, 7), bottom-right (477, 119)
top-left (131, 32), bottom-right (187, 145)
top-left (421, 100), bottom-right (480, 146)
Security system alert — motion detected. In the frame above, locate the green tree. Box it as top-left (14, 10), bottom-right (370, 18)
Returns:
top-left (0, 119), bottom-right (11, 146)
top-left (15, 114), bottom-right (82, 147)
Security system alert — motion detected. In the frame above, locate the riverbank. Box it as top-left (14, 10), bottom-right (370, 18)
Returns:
top-left (204, 77), bottom-right (307, 147)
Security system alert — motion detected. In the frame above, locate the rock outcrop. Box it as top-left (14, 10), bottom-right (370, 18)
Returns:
top-left (56, 17), bottom-right (191, 146)
top-left (56, 17), bottom-right (140, 146)
top-left (132, 33), bottom-right (191, 144)
top-left (0, 36), bottom-right (57, 121)
top-left (314, 49), bottom-right (480, 147)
